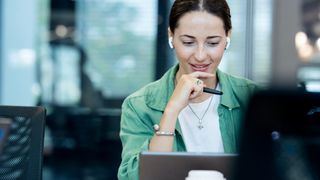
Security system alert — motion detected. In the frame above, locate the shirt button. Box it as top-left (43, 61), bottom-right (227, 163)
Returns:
top-left (228, 108), bottom-right (232, 111)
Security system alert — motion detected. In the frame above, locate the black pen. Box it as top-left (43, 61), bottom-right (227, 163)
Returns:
top-left (203, 87), bottom-right (223, 95)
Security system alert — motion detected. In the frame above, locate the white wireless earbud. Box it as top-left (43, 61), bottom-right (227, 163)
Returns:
top-left (168, 37), bottom-right (174, 49)
top-left (225, 37), bottom-right (231, 50)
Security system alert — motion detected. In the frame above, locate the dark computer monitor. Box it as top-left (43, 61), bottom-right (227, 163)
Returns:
top-left (235, 89), bottom-right (320, 180)
top-left (0, 106), bottom-right (46, 180)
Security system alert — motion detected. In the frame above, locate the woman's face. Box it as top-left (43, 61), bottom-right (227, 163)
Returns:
top-left (170, 11), bottom-right (229, 76)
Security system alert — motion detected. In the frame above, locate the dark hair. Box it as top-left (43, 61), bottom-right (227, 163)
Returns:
top-left (169, 0), bottom-right (232, 35)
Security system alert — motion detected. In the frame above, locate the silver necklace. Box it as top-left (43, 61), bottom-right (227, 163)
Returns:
top-left (188, 95), bottom-right (214, 130)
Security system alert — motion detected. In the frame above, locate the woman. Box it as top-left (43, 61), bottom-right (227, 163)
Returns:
top-left (118, 0), bottom-right (258, 179)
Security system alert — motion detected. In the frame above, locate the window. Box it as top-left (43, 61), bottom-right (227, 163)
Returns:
top-left (220, 0), bottom-right (273, 85)
top-left (252, 0), bottom-right (273, 85)
top-left (77, 0), bottom-right (157, 98)
top-left (0, 0), bottom-right (40, 105)
top-left (219, 0), bottom-right (248, 77)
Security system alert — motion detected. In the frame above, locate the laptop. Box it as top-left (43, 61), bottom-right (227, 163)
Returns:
top-left (0, 117), bottom-right (11, 155)
top-left (139, 151), bottom-right (237, 180)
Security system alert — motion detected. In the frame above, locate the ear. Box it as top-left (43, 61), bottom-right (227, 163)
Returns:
top-left (168, 27), bottom-right (173, 39)
top-left (225, 37), bottom-right (231, 50)
top-left (225, 31), bottom-right (232, 50)
top-left (168, 28), bottom-right (174, 49)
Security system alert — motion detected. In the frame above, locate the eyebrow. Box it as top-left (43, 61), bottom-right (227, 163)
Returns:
top-left (179, 35), bottom-right (222, 39)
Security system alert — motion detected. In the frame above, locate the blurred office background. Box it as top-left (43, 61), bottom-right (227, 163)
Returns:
top-left (0, 0), bottom-right (319, 179)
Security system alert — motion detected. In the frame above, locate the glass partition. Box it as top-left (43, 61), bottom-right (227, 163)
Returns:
top-left (77, 0), bottom-right (157, 98)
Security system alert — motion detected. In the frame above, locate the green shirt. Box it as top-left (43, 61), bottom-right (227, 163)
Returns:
top-left (118, 65), bottom-right (258, 180)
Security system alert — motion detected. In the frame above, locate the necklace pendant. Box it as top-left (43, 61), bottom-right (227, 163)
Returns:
top-left (198, 124), bottom-right (204, 130)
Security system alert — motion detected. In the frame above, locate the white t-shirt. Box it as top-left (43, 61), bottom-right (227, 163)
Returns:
top-left (178, 85), bottom-right (224, 153)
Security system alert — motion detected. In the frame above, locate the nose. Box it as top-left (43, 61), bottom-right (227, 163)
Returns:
top-left (194, 45), bottom-right (207, 62)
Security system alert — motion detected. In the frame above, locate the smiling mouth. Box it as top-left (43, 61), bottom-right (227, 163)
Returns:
top-left (190, 64), bottom-right (210, 71)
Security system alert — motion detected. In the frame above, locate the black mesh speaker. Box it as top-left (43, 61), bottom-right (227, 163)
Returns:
top-left (0, 106), bottom-right (46, 180)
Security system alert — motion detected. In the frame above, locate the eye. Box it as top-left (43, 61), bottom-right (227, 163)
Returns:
top-left (182, 41), bottom-right (194, 46)
top-left (207, 42), bottom-right (219, 47)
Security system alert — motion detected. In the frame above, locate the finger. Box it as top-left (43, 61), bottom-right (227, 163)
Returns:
top-left (194, 79), bottom-right (203, 86)
top-left (189, 71), bottom-right (215, 79)
top-left (189, 82), bottom-right (204, 99)
top-left (196, 79), bottom-right (208, 88)
top-left (190, 87), bottom-right (203, 99)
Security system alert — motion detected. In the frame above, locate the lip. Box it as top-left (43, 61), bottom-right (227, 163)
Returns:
top-left (190, 63), bottom-right (210, 72)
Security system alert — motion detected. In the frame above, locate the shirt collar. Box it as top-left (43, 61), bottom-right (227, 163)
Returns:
top-left (145, 64), bottom-right (178, 111)
top-left (217, 69), bottom-right (240, 109)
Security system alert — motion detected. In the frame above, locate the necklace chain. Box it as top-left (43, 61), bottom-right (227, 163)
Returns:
top-left (188, 95), bottom-right (214, 130)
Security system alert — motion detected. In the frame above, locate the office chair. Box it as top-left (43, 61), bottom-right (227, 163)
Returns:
top-left (0, 106), bottom-right (46, 180)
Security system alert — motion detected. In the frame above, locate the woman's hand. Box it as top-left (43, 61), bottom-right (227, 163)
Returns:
top-left (167, 72), bottom-right (215, 113)
top-left (149, 71), bottom-right (214, 152)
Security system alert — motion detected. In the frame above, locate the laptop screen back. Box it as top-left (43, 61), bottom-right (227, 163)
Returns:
top-left (139, 152), bottom-right (237, 180)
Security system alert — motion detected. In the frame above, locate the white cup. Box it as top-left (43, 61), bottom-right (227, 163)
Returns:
top-left (185, 170), bottom-right (226, 180)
